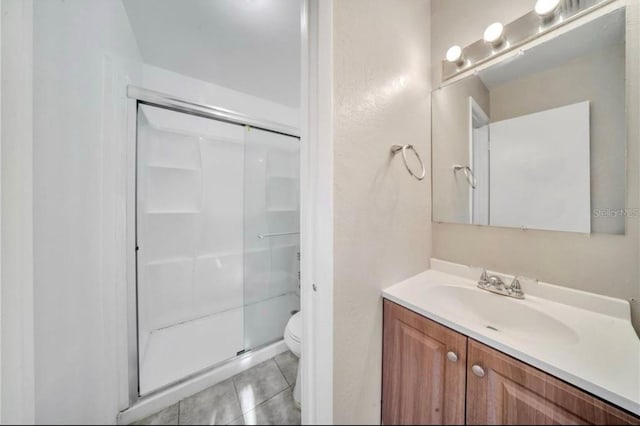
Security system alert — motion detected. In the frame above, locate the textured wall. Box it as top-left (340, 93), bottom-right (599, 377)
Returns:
top-left (332, 0), bottom-right (432, 423)
top-left (431, 0), bottom-right (640, 300)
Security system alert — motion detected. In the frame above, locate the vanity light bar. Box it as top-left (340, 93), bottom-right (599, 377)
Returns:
top-left (442, 0), bottom-right (612, 81)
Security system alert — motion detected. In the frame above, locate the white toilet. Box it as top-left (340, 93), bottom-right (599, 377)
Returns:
top-left (284, 311), bottom-right (302, 406)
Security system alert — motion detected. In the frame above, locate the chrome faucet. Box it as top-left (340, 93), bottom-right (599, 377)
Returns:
top-left (477, 269), bottom-right (525, 299)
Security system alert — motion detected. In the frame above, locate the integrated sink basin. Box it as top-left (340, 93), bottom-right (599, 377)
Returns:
top-left (428, 284), bottom-right (580, 345)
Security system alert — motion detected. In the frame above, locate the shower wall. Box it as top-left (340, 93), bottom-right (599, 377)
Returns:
top-left (137, 104), bottom-right (299, 394)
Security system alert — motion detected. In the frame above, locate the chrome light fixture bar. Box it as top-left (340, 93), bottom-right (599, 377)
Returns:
top-left (442, 0), bottom-right (614, 81)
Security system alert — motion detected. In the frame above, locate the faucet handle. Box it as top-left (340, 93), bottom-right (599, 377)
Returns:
top-left (508, 276), bottom-right (525, 299)
top-left (477, 268), bottom-right (490, 288)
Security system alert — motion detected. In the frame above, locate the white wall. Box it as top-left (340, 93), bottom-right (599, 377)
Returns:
top-left (332, 0), bottom-right (431, 423)
top-left (33, 0), bottom-right (143, 423)
top-left (1, 1), bottom-right (35, 423)
top-left (122, 0), bottom-right (302, 109)
top-left (141, 64), bottom-right (300, 129)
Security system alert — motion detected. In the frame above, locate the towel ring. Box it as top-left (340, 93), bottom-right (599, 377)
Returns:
top-left (453, 165), bottom-right (477, 189)
top-left (391, 144), bottom-right (426, 181)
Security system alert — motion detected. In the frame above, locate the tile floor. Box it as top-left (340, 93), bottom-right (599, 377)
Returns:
top-left (133, 351), bottom-right (300, 425)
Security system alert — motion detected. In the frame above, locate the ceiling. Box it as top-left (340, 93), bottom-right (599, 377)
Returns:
top-left (123, 0), bottom-right (301, 107)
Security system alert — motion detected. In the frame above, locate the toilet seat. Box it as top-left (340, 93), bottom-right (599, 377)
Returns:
top-left (284, 312), bottom-right (302, 356)
top-left (286, 327), bottom-right (301, 343)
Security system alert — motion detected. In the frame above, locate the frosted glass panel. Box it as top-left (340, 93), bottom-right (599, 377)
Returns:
top-left (244, 294), bottom-right (300, 350)
top-left (198, 139), bottom-right (244, 254)
top-left (141, 212), bottom-right (198, 262)
top-left (244, 128), bottom-right (300, 350)
top-left (144, 127), bottom-right (201, 169)
top-left (266, 177), bottom-right (298, 211)
top-left (193, 254), bottom-right (244, 317)
top-left (145, 166), bottom-right (202, 212)
top-left (137, 105), bottom-right (245, 395)
top-left (144, 259), bottom-right (194, 330)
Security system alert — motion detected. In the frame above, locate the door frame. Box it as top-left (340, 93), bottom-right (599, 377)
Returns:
top-left (300, 1), bottom-right (334, 424)
top-left (468, 96), bottom-right (490, 225)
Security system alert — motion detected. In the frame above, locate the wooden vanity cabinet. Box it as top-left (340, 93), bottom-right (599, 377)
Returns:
top-left (382, 300), bottom-right (640, 426)
top-left (382, 300), bottom-right (467, 425)
top-left (466, 339), bottom-right (640, 425)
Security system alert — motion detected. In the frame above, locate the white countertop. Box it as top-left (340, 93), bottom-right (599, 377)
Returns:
top-left (382, 259), bottom-right (640, 415)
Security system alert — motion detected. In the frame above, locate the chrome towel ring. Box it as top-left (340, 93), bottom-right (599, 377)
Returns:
top-left (391, 144), bottom-right (426, 181)
top-left (453, 165), bottom-right (477, 189)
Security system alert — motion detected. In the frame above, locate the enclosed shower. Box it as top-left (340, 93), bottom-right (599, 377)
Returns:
top-left (135, 97), bottom-right (300, 395)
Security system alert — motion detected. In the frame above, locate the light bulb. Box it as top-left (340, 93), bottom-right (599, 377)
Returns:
top-left (446, 45), bottom-right (464, 66)
top-left (483, 22), bottom-right (505, 47)
top-left (535, 0), bottom-right (561, 18)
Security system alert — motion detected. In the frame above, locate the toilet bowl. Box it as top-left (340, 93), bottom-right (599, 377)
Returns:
top-left (284, 312), bottom-right (302, 406)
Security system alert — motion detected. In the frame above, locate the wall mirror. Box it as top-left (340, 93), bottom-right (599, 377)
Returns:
top-left (432, 7), bottom-right (627, 234)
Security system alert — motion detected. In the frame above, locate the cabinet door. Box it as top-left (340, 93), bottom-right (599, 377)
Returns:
top-left (466, 339), bottom-right (640, 425)
top-left (382, 300), bottom-right (467, 425)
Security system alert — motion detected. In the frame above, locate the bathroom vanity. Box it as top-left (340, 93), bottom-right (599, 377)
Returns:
top-left (381, 261), bottom-right (640, 425)
top-left (407, 1), bottom-right (640, 422)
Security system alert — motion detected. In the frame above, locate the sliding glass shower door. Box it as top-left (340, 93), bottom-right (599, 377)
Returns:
top-left (243, 128), bottom-right (300, 350)
top-left (136, 104), bottom-right (299, 395)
